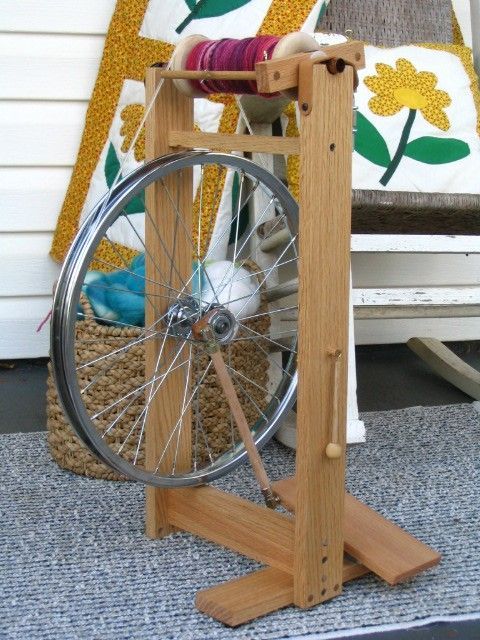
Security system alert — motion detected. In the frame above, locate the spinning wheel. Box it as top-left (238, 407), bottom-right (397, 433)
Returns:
top-left (50, 36), bottom-right (441, 626)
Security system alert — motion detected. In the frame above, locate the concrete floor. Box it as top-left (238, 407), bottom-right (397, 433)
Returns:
top-left (1, 343), bottom-right (479, 639)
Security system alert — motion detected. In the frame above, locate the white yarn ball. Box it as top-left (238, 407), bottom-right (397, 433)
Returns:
top-left (201, 260), bottom-right (260, 319)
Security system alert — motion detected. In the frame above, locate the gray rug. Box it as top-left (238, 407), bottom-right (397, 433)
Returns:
top-left (1, 404), bottom-right (479, 640)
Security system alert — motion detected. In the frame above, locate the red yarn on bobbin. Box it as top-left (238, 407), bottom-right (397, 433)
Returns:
top-left (185, 36), bottom-right (281, 96)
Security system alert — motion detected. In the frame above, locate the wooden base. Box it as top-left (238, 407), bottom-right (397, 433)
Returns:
top-left (158, 479), bottom-right (440, 626)
top-left (196, 559), bottom-right (369, 627)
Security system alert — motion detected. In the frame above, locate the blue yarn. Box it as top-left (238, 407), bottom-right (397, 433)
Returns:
top-left (81, 253), bottom-right (146, 327)
top-left (80, 255), bottom-right (234, 328)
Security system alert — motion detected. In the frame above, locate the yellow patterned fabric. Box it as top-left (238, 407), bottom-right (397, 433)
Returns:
top-left (120, 105), bottom-right (146, 161)
top-left (421, 43), bottom-right (480, 136)
top-left (50, 0), bottom-right (324, 263)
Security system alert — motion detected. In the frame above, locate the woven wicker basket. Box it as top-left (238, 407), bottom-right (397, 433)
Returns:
top-left (47, 265), bottom-right (271, 480)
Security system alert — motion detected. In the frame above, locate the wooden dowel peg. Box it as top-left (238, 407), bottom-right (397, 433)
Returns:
top-left (326, 349), bottom-right (343, 459)
top-left (157, 69), bottom-right (258, 81)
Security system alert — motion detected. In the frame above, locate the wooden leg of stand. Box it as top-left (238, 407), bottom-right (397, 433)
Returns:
top-left (274, 477), bottom-right (441, 585)
top-left (294, 64), bottom-right (354, 607)
top-left (144, 70), bottom-right (193, 538)
top-left (196, 559), bottom-right (369, 627)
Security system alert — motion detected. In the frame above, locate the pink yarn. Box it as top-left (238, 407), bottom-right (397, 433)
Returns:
top-left (185, 36), bottom-right (281, 96)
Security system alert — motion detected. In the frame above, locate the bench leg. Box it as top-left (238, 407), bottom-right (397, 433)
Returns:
top-left (408, 337), bottom-right (480, 400)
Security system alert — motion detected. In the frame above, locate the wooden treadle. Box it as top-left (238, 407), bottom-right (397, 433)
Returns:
top-left (273, 477), bottom-right (441, 585)
top-left (196, 559), bottom-right (369, 627)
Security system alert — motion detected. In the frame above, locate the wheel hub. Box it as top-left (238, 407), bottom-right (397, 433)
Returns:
top-left (165, 297), bottom-right (237, 344)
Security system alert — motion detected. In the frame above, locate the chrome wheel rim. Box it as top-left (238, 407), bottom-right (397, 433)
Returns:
top-left (51, 151), bottom-right (299, 487)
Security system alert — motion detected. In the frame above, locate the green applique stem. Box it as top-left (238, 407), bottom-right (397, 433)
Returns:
top-left (176, 0), bottom-right (252, 34)
top-left (379, 108), bottom-right (417, 186)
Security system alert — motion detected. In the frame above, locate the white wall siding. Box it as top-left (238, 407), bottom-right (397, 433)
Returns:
top-left (0, 101), bottom-right (88, 166)
top-left (0, 7), bottom-right (103, 359)
top-left (0, 33), bottom-right (105, 100)
top-left (1, 168), bottom-right (72, 231)
top-left (0, 1), bottom-right (116, 35)
top-left (0, 298), bottom-right (53, 359)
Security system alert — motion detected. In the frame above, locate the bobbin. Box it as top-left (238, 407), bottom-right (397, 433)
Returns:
top-left (171, 34), bottom-right (210, 98)
top-left (171, 32), bottom-right (320, 99)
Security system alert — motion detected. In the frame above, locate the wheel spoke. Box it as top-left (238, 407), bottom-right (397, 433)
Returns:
top-left (94, 358), bottom-right (188, 422)
top-left (117, 337), bottom-right (190, 455)
top-left (77, 320), bottom-right (164, 371)
top-left (104, 235), bottom-right (165, 319)
top-left (225, 362), bottom-right (282, 405)
top-left (240, 304), bottom-right (298, 323)
top-left (233, 234), bottom-right (298, 320)
top-left (230, 372), bottom-right (268, 422)
top-left (170, 180), bottom-right (264, 303)
top-left (205, 194), bottom-right (277, 309)
top-left (92, 256), bottom-right (183, 297)
top-left (171, 343), bottom-right (193, 475)
top-left (154, 360), bottom-right (212, 473)
top-left (232, 328), bottom-right (297, 352)
top-left (120, 210), bottom-right (186, 298)
top-left (238, 323), bottom-right (294, 378)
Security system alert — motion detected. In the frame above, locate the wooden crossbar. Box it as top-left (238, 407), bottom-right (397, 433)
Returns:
top-left (256, 41), bottom-right (364, 93)
top-left (168, 130), bottom-right (299, 154)
top-left (156, 69), bottom-right (257, 81)
top-left (168, 486), bottom-right (294, 574)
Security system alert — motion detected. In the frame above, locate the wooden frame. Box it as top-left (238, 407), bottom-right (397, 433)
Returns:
top-left (143, 43), bottom-right (440, 626)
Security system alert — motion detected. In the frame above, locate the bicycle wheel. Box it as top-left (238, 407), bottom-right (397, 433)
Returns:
top-left (51, 151), bottom-right (298, 487)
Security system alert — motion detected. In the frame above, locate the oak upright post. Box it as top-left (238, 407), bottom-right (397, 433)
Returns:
top-left (294, 63), bottom-right (354, 607)
top-left (144, 70), bottom-right (193, 539)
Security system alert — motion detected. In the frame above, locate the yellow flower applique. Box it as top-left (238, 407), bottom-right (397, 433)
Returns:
top-left (355, 58), bottom-right (469, 186)
top-left (364, 58), bottom-right (451, 131)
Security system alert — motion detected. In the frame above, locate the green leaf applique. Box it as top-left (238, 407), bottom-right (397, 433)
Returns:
top-left (228, 172), bottom-right (249, 245)
top-left (176, 0), bottom-right (252, 34)
top-left (404, 137), bottom-right (470, 164)
top-left (104, 142), bottom-right (144, 214)
top-left (124, 191), bottom-right (145, 215)
top-left (105, 142), bottom-right (121, 189)
top-left (354, 112), bottom-right (391, 168)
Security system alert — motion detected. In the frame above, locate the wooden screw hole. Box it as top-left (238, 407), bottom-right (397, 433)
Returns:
top-left (322, 556), bottom-right (328, 563)
top-left (273, 71), bottom-right (280, 80)
top-left (321, 589), bottom-right (327, 596)
top-left (329, 143), bottom-right (336, 151)
top-left (307, 594), bottom-right (314, 603)
top-left (334, 584), bottom-right (340, 592)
